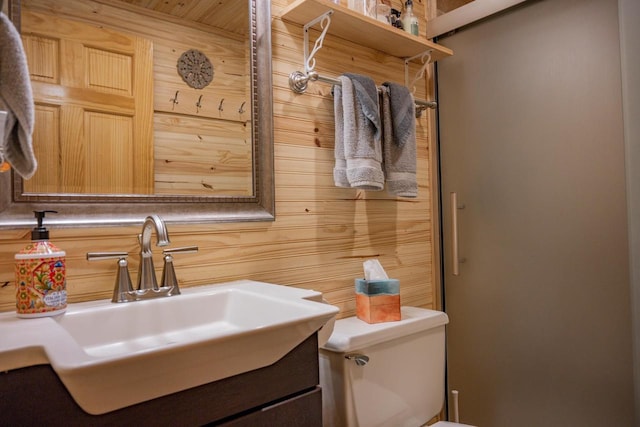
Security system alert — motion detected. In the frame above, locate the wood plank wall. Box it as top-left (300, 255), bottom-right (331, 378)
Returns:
top-left (0, 0), bottom-right (438, 318)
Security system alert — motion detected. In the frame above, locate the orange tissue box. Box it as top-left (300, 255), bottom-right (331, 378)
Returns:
top-left (355, 278), bottom-right (401, 324)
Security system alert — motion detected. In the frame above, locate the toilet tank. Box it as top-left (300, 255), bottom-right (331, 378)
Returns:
top-left (319, 306), bottom-right (449, 427)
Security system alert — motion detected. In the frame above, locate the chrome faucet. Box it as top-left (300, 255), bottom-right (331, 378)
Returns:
top-left (87, 215), bottom-right (197, 302)
top-left (137, 214), bottom-right (170, 291)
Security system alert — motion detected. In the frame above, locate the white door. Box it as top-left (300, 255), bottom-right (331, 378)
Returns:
top-left (437, 0), bottom-right (634, 425)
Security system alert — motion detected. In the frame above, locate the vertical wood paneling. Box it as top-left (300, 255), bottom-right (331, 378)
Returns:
top-left (85, 112), bottom-right (135, 193)
top-left (27, 105), bottom-right (61, 193)
top-left (22, 34), bottom-right (58, 83)
top-left (0, 0), bottom-right (437, 319)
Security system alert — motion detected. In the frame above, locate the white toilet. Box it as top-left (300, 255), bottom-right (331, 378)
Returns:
top-left (319, 306), bottom-right (475, 427)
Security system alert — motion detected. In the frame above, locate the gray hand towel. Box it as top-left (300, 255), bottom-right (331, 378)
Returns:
top-left (333, 83), bottom-right (350, 187)
top-left (381, 82), bottom-right (417, 197)
top-left (339, 73), bottom-right (383, 190)
top-left (0, 12), bottom-right (36, 179)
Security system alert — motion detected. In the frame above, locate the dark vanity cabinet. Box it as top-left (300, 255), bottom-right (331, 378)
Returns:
top-left (0, 334), bottom-right (322, 426)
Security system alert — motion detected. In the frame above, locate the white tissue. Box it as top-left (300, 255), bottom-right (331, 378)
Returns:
top-left (363, 259), bottom-right (389, 281)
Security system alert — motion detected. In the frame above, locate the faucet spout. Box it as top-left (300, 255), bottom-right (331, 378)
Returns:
top-left (137, 215), bottom-right (170, 291)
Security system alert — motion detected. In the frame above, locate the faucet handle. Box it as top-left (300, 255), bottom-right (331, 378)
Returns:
top-left (161, 246), bottom-right (198, 295)
top-left (86, 251), bottom-right (129, 261)
top-left (162, 246), bottom-right (199, 255)
top-left (87, 252), bottom-right (134, 303)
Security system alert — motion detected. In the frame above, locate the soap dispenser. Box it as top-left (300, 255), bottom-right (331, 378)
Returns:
top-left (14, 210), bottom-right (67, 318)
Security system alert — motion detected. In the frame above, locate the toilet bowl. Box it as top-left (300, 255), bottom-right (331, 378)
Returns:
top-left (319, 306), bottom-right (476, 427)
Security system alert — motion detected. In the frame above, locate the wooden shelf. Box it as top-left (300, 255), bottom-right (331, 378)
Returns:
top-left (280, 0), bottom-right (453, 62)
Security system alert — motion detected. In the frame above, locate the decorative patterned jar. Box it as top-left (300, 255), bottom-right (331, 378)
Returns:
top-left (14, 211), bottom-right (67, 318)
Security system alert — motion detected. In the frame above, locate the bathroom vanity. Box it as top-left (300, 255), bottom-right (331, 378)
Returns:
top-left (0, 281), bottom-right (338, 425)
top-left (0, 333), bottom-right (322, 426)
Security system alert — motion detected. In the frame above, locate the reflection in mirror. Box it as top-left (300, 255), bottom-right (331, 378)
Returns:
top-left (23, 0), bottom-right (252, 197)
top-left (0, 0), bottom-right (274, 227)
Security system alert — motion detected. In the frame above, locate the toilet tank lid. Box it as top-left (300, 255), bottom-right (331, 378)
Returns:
top-left (321, 306), bottom-right (449, 353)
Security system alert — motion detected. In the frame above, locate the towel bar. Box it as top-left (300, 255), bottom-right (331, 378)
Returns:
top-left (289, 70), bottom-right (437, 117)
top-left (287, 9), bottom-right (437, 117)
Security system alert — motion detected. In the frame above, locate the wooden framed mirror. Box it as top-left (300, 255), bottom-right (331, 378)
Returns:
top-left (0, 0), bottom-right (274, 228)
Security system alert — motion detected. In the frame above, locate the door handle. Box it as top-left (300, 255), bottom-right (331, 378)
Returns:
top-left (451, 192), bottom-right (460, 276)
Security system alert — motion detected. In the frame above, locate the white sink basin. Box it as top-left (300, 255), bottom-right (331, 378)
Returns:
top-left (0, 280), bottom-right (338, 415)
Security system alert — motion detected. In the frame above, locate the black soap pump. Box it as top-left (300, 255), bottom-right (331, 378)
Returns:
top-left (31, 209), bottom-right (54, 240)
top-left (14, 210), bottom-right (68, 318)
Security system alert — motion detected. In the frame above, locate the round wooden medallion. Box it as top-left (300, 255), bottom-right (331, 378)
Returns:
top-left (177, 49), bottom-right (213, 89)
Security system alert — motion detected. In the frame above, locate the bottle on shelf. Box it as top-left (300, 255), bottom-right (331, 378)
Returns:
top-left (402, 0), bottom-right (419, 36)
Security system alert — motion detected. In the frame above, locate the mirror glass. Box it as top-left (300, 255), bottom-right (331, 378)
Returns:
top-left (0, 0), bottom-right (274, 227)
